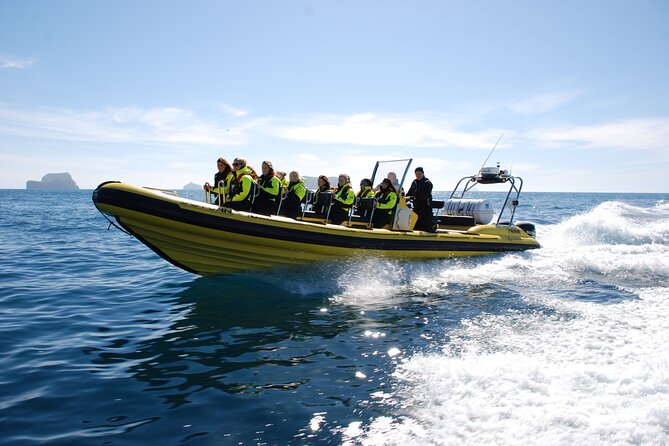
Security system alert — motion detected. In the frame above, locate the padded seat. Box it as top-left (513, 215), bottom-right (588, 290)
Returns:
top-left (437, 215), bottom-right (476, 226)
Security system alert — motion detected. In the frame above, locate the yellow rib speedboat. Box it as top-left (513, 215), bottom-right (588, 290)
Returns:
top-left (92, 160), bottom-right (540, 275)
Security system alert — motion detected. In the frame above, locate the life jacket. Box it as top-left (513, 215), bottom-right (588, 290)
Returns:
top-left (288, 180), bottom-right (307, 202)
top-left (357, 186), bottom-right (374, 199)
top-left (210, 171), bottom-right (233, 199)
top-left (259, 174), bottom-right (280, 199)
top-left (333, 183), bottom-right (354, 209)
top-left (376, 190), bottom-right (397, 212)
top-left (230, 167), bottom-right (255, 202)
top-left (316, 184), bottom-right (331, 195)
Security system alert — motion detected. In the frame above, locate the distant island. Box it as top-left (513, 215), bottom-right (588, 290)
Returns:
top-left (183, 182), bottom-right (201, 190)
top-left (26, 172), bottom-right (79, 190)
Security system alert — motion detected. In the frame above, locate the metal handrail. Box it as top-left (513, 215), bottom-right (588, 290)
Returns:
top-left (302, 190), bottom-right (316, 219)
top-left (275, 187), bottom-right (289, 216)
top-left (447, 173), bottom-right (524, 226)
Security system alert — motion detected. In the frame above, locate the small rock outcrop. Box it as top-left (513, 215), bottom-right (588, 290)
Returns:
top-left (183, 182), bottom-right (201, 191)
top-left (26, 172), bottom-right (79, 190)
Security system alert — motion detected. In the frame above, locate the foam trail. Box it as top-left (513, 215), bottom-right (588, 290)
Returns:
top-left (340, 201), bottom-right (669, 445)
top-left (343, 287), bottom-right (669, 445)
top-left (432, 201), bottom-right (669, 290)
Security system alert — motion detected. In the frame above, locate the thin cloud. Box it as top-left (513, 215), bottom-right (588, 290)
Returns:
top-left (508, 90), bottom-right (580, 115)
top-left (526, 117), bottom-right (669, 151)
top-left (0, 103), bottom-right (254, 146)
top-left (0, 56), bottom-right (36, 69)
top-left (273, 113), bottom-right (505, 149)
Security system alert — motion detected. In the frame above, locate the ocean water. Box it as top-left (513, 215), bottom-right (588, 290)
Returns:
top-left (1, 189), bottom-right (668, 445)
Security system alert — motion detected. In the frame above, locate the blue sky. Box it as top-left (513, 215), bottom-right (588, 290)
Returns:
top-left (1, 0), bottom-right (667, 191)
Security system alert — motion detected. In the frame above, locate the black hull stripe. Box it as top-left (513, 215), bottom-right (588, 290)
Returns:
top-left (94, 187), bottom-right (537, 252)
top-left (116, 217), bottom-right (200, 274)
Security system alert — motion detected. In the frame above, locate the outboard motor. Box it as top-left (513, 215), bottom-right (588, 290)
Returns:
top-left (516, 222), bottom-right (537, 239)
top-left (443, 199), bottom-right (495, 224)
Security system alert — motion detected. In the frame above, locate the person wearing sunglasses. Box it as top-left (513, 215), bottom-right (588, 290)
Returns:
top-left (223, 158), bottom-right (256, 211)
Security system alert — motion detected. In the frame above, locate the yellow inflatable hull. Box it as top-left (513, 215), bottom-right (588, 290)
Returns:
top-left (92, 182), bottom-right (540, 275)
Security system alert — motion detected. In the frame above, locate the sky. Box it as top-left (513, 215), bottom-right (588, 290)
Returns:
top-left (0, 0), bottom-right (668, 192)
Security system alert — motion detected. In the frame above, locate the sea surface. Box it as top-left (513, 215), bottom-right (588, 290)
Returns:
top-left (1, 189), bottom-right (668, 445)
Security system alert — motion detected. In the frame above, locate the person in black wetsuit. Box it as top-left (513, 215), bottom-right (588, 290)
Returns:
top-left (406, 166), bottom-right (435, 232)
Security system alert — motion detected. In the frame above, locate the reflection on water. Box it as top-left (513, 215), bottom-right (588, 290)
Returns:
top-left (78, 262), bottom-right (573, 444)
top-left (94, 276), bottom-right (344, 403)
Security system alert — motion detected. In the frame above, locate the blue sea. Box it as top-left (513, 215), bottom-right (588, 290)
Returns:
top-left (1, 189), bottom-right (668, 445)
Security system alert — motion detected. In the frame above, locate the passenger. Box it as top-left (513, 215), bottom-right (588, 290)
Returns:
top-left (219, 161), bottom-right (236, 203)
top-left (372, 178), bottom-right (398, 228)
top-left (247, 165), bottom-right (259, 181)
top-left (203, 157), bottom-right (232, 205)
top-left (281, 171), bottom-right (307, 219)
top-left (357, 178), bottom-right (374, 199)
top-left (223, 158), bottom-right (256, 212)
top-left (330, 174), bottom-right (355, 225)
top-left (387, 172), bottom-right (401, 192)
top-left (254, 160), bottom-right (281, 215)
top-left (276, 171), bottom-right (289, 190)
top-left (374, 171), bottom-right (401, 192)
top-left (356, 178), bottom-right (374, 218)
top-left (406, 166), bottom-right (435, 232)
top-left (312, 175), bottom-right (332, 214)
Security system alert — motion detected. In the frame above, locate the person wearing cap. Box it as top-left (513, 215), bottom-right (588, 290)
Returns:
top-left (357, 178), bottom-right (374, 199)
top-left (223, 157), bottom-right (256, 211)
top-left (372, 178), bottom-right (398, 228)
top-left (406, 167), bottom-right (435, 232)
top-left (254, 160), bottom-right (281, 215)
top-left (330, 174), bottom-right (355, 225)
top-left (275, 171), bottom-right (289, 190)
top-left (355, 178), bottom-right (374, 218)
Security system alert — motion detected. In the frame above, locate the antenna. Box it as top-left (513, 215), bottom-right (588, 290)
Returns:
top-left (480, 133), bottom-right (504, 170)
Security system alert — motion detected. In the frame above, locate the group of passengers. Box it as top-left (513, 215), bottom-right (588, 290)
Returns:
top-left (203, 157), bottom-right (434, 231)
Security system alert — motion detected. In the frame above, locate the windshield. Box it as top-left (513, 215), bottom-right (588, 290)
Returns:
top-left (370, 158), bottom-right (413, 191)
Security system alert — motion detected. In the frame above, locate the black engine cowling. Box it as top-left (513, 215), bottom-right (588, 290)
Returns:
top-left (515, 222), bottom-right (536, 239)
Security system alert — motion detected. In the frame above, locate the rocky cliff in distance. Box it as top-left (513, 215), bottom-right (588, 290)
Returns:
top-left (26, 172), bottom-right (79, 190)
top-left (183, 182), bottom-right (201, 190)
